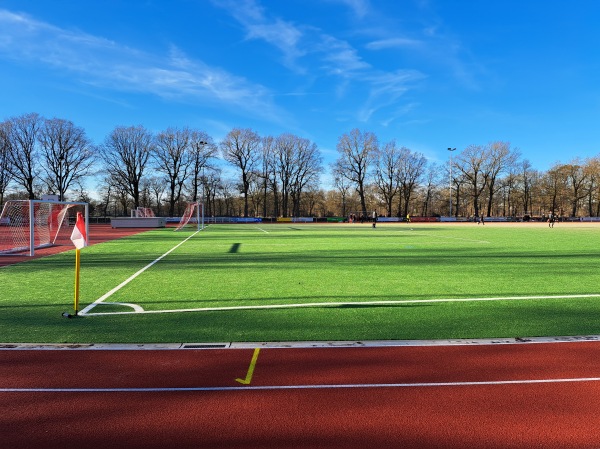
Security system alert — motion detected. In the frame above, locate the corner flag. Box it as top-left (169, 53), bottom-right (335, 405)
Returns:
top-left (70, 212), bottom-right (87, 316)
top-left (70, 212), bottom-right (87, 249)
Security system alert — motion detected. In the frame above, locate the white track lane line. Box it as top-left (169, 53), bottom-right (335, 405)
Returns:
top-left (4, 376), bottom-right (600, 393)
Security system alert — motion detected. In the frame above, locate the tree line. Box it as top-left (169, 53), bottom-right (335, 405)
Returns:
top-left (1, 112), bottom-right (599, 219)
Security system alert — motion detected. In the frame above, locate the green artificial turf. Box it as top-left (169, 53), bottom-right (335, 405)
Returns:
top-left (1, 222), bottom-right (599, 343)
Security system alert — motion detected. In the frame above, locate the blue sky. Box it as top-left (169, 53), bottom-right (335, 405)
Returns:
top-left (1, 0), bottom-right (599, 180)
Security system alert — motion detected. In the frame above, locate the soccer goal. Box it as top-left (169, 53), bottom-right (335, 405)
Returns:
top-left (132, 207), bottom-right (155, 218)
top-left (0, 200), bottom-right (89, 256)
top-left (175, 202), bottom-right (204, 231)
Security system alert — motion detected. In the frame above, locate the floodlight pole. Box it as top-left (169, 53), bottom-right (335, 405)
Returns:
top-left (200, 144), bottom-right (207, 205)
top-left (447, 148), bottom-right (456, 217)
top-left (199, 140), bottom-right (207, 228)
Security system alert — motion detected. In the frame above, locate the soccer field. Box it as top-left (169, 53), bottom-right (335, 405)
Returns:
top-left (1, 222), bottom-right (600, 343)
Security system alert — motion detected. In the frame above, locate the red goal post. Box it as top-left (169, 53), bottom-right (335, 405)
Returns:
top-left (0, 199), bottom-right (89, 256)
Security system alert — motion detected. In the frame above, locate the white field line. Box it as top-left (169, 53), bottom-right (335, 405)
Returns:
top-left (3, 376), bottom-right (600, 393)
top-left (398, 229), bottom-right (490, 244)
top-left (78, 231), bottom-right (200, 316)
top-left (255, 226), bottom-right (269, 234)
top-left (83, 294), bottom-right (600, 317)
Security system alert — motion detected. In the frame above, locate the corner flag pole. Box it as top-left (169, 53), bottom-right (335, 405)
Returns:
top-left (70, 212), bottom-right (87, 316)
top-left (74, 248), bottom-right (81, 314)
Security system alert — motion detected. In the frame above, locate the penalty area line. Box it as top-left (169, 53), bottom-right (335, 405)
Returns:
top-left (4, 376), bottom-right (600, 393)
top-left (78, 230), bottom-right (201, 316)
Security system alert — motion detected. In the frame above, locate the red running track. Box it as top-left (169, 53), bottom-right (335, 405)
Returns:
top-left (2, 341), bottom-right (600, 448)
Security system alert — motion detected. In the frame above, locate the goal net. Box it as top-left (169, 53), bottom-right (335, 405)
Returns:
top-left (175, 202), bottom-right (204, 231)
top-left (132, 207), bottom-right (155, 218)
top-left (0, 200), bottom-right (89, 256)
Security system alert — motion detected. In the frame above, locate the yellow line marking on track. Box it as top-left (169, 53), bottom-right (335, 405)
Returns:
top-left (235, 348), bottom-right (261, 385)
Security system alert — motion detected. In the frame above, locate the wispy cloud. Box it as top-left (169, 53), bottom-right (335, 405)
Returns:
top-left (213, 0), bottom-right (305, 70)
top-left (213, 0), bottom-right (422, 124)
top-left (365, 37), bottom-right (423, 50)
top-left (357, 70), bottom-right (425, 122)
top-left (362, 4), bottom-right (481, 90)
top-left (0, 8), bottom-right (286, 122)
top-left (324, 0), bottom-right (372, 19)
top-left (213, 0), bottom-right (370, 76)
top-left (316, 34), bottom-right (370, 76)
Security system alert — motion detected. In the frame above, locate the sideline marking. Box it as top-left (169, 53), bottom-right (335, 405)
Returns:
top-left (255, 227), bottom-right (269, 234)
top-left (4, 376), bottom-right (600, 393)
top-left (235, 348), bottom-right (261, 385)
top-left (79, 231), bottom-right (200, 316)
top-left (83, 293), bottom-right (600, 316)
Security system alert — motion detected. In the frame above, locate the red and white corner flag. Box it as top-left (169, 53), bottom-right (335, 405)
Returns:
top-left (70, 212), bottom-right (87, 250)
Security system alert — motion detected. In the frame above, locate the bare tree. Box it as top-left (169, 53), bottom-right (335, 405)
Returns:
top-left (96, 176), bottom-right (114, 217)
top-left (220, 178), bottom-right (238, 216)
top-left (259, 136), bottom-right (277, 217)
top-left (454, 145), bottom-right (489, 218)
top-left (5, 113), bottom-right (42, 199)
top-left (331, 162), bottom-right (352, 218)
top-left (289, 137), bottom-right (322, 216)
top-left (203, 168), bottom-right (222, 217)
top-left (374, 140), bottom-right (401, 217)
top-left (153, 127), bottom-right (192, 217)
top-left (0, 121), bottom-right (13, 205)
top-left (146, 176), bottom-right (167, 216)
top-left (483, 141), bottom-right (520, 217)
top-left (501, 166), bottom-right (520, 217)
top-left (397, 147), bottom-right (427, 218)
top-left (335, 129), bottom-right (378, 216)
top-left (302, 187), bottom-right (325, 217)
top-left (274, 133), bottom-right (296, 217)
top-left (452, 171), bottom-right (468, 217)
top-left (220, 128), bottom-right (261, 217)
top-left (563, 159), bottom-right (589, 217)
top-left (189, 131), bottom-right (217, 205)
top-left (541, 164), bottom-right (569, 217)
top-left (584, 157), bottom-right (600, 217)
top-left (98, 173), bottom-right (131, 216)
top-left (100, 125), bottom-right (153, 209)
top-left (421, 163), bottom-right (441, 216)
top-left (38, 118), bottom-right (96, 201)
top-left (519, 159), bottom-right (535, 216)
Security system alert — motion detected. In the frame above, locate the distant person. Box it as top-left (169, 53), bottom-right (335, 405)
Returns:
top-left (372, 211), bottom-right (377, 228)
top-left (548, 213), bottom-right (555, 228)
top-left (406, 213), bottom-right (411, 223)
